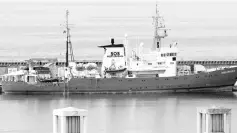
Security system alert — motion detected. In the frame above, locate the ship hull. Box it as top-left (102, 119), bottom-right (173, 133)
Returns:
top-left (1, 81), bottom-right (66, 94)
top-left (2, 67), bottom-right (237, 94)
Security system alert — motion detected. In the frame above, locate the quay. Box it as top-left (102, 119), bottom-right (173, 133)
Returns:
top-left (1, 59), bottom-right (237, 76)
top-left (0, 59), bottom-right (237, 67)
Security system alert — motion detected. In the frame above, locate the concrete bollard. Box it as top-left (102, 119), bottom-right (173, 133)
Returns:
top-left (53, 107), bottom-right (88, 133)
top-left (197, 106), bottom-right (231, 133)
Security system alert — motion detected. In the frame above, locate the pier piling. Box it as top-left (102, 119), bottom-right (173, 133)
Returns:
top-left (53, 107), bottom-right (88, 133)
top-left (197, 106), bottom-right (231, 133)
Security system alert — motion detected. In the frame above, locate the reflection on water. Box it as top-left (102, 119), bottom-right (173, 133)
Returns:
top-left (0, 92), bottom-right (237, 133)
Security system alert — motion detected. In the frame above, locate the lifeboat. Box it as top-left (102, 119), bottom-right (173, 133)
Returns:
top-left (85, 63), bottom-right (98, 71)
top-left (76, 63), bottom-right (85, 71)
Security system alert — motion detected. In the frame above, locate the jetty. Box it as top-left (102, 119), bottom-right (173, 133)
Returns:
top-left (1, 59), bottom-right (237, 67)
top-left (0, 59), bottom-right (237, 75)
top-left (1, 59), bottom-right (237, 77)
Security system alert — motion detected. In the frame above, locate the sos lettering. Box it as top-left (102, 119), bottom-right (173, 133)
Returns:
top-left (109, 52), bottom-right (122, 57)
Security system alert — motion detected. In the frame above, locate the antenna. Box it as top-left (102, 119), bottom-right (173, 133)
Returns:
top-left (152, 2), bottom-right (168, 51)
top-left (152, 2), bottom-right (159, 51)
top-left (63, 10), bottom-right (75, 67)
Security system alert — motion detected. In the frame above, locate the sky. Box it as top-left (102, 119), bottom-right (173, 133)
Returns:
top-left (0, 0), bottom-right (237, 61)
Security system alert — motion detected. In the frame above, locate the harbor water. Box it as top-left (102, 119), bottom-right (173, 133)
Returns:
top-left (0, 92), bottom-right (237, 133)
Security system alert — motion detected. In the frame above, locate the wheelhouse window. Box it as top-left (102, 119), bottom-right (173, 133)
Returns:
top-left (157, 62), bottom-right (165, 65)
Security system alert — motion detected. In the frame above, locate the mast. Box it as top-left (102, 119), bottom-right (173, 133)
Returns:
top-left (64, 10), bottom-right (75, 67)
top-left (152, 2), bottom-right (168, 51)
top-left (66, 10), bottom-right (69, 67)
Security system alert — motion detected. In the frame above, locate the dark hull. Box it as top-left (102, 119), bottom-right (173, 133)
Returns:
top-left (2, 67), bottom-right (237, 94)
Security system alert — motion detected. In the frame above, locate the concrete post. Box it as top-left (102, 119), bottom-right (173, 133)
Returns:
top-left (53, 115), bottom-right (58, 133)
top-left (197, 106), bottom-right (231, 133)
top-left (197, 112), bottom-right (202, 133)
top-left (53, 107), bottom-right (88, 133)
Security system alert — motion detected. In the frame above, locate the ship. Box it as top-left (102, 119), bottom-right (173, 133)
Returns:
top-left (1, 4), bottom-right (237, 94)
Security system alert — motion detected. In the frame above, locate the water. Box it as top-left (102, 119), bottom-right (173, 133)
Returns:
top-left (0, 92), bottom-right (237, 133)
top-left (0, 1), bottom-right (237, 61)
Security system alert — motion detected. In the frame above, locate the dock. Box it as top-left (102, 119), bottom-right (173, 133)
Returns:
top-left (1, 59), bottom-right (237, 76)
top-left (1, 60), bottom-right (237, 67)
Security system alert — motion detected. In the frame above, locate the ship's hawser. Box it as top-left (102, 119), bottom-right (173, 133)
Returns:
top-left (1, 5), bottom-right (237, 94)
